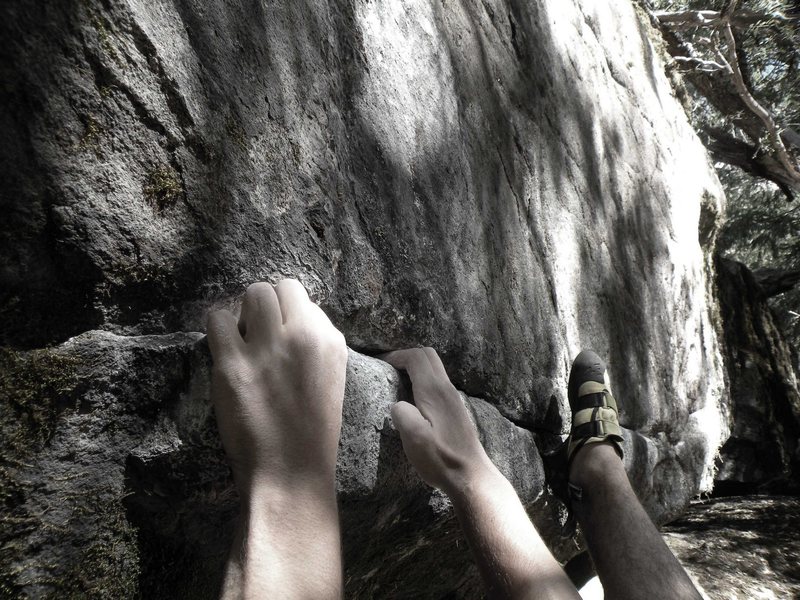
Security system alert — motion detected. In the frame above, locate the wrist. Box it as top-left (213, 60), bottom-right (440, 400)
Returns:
top-left (237, 475), bottom-right (340, 563)
top-left (240, 470), bottom-right (337, 510)
top-left (444, 452), bottom-right (503, 501)
top-left (231, 474), bottom-right (343, 598)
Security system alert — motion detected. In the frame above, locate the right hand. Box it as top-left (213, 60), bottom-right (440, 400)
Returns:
top-left (381, 347), bottom-right (496, 496)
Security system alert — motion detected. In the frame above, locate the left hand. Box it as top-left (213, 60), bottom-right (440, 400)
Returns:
top-left (206, 279), bottom-right (348, 499)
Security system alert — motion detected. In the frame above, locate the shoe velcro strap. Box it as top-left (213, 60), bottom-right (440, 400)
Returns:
top-left (572, 419), bottom-right (622, 440)
top-left (574, 391), bottom-right (618, 412)
top-left (577, 380), bottom-right (607, 397)
top-left (573, 406), bottom-right (618, 427)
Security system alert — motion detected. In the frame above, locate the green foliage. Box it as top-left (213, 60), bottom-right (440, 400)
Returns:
top-left (652, 0), bottom-right (799, 141)
top-left (78, 115), bottom-right (103, 153)
top-left (717, 168), bottom-right (799, 264)
top-left (716, 166), bottom-right (800, 346)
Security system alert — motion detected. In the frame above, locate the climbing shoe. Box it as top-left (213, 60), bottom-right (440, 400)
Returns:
top-left (567, 350), bottom-right (624, 467)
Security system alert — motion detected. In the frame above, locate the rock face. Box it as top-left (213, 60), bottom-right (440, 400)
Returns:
top-left (0, 334), bottom-right (551, 598)
top-left (714, 257), bottom-right (800, 493)
top-left (1, 0), bottom-right (727, 597)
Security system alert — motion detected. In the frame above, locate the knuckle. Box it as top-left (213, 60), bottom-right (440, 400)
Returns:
top-left (213, 361), bottom-right (254, 390)
top-left (328, 327), bottom-right (346, 349)
top-left (327, 334), bottom-right (348, 362)
top-left (414, 377), bottom-right (438, 397)
top-left (433, 381), bottom-right (456, 400)
top-left (285, 325), bottom-right (313, 350)
top-left (407, 348), bottom-right (427, 363)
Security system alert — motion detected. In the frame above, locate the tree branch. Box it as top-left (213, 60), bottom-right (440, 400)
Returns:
top-left (653, 9), bottom-right (789, 29)
top-left (753, 267), bottom-right (800, 297)
top-left (672, 55), bottom-right (727, 71)
top-left (719, 19), bottom-right (800, 187)
top-left (651, 3), bottom-right (800, 195)
top-left (705, 128), bottom-right (796, 199)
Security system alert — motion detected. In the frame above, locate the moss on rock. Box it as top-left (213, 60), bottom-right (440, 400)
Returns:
top-left (143, 165), bottom-right (183, 211)
top-left (0, 348), bottom-right (81, 597)
top-left (0, 347), bottom-right (80, 457)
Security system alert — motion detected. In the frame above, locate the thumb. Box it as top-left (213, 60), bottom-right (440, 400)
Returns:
top-left (391, 401), bottom-right (442, 489)
top-left (391, 401), bottom-right (432, 449)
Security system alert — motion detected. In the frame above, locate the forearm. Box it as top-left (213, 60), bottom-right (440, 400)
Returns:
top-left (450, 464), bottom-right (580, 600)
top-left (221, 479), bottom-right (342, 599)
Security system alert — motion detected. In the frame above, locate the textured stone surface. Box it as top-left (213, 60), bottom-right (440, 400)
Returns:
top-left (714, 257), bottom-right (800, 494)
top-left (1, 0), bottom-right (729, 596)
top-left (0, 333), bottom-right (554, 598)
top-left (579, 495), bottom-right (800, 600)
top-left (662, 496), bottom-right (800, 600)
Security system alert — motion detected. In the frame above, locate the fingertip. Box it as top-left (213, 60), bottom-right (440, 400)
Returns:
top-left (377, 350), bottom-right (396, 365)
top-left (274, 278), bottom-right (311, 323)
top-left (380, 348), bottom-right (422, 369)
top-left (206, 308), bottom-right (233, 332)
top-left (421, 346), bottom-right (448, 379)
top-left (274, 278), bottom-right (310, 301)
top-left (246, 281), bottom-right (273, 296)
top-left (206, 309), bottom-right (243, 357)
top-left (240, 281), bottom-right (281, 340)
top-left (275, 277), bottom-right (307, 289)
top-left (390, 399), bottom-right (411, 420)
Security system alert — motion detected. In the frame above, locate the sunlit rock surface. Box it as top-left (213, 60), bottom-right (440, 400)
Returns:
top-left (1, 0), bottom-right (727, 596)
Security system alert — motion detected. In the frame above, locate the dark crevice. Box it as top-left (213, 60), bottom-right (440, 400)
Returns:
top-left (507, 11), bottom-right (522, 61)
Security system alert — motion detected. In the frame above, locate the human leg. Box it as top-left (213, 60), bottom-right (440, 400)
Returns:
top-left (570, 442), bottom-right (701, 600)
top-left (565, 351), bottom-right (701, 600)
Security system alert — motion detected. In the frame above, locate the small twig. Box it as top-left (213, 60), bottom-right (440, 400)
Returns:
top-left (672, 55), bottom-right (727, 72)
top-left (721, 0), bottom-right (739, 20)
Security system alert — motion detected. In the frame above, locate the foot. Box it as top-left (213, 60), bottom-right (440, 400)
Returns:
top-left (566, 350), bottom-right (623, 472)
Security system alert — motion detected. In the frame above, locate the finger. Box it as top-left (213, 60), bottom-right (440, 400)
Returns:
top-left (239, 282), bottom-right (282, 342)
top-left (421, 347), bottom-right (449, 380)
top-left (306, 298), bottom-right (335, 327)
top-left (274, 278), bottom-right (311, 324)
top-left (381, 348), bottom-right (445, 419)
top-left (391, 401), bottom-right (432, 447)
top-left (207, 309), bottom-right (245, 360)
top-left (380, 348), bottom-right (436, 383)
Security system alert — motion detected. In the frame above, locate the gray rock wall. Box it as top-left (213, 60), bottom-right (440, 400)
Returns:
top-left (714, 257), bottom-right (800, 494)
top-left (1, 0), bottom-right (727, 597)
